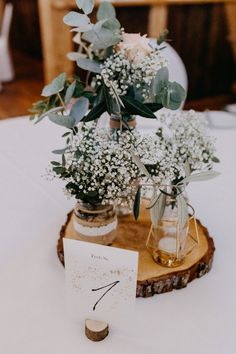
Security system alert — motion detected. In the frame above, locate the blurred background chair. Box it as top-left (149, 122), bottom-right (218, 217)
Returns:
top-left (0, 2), bottom-right (14, 82)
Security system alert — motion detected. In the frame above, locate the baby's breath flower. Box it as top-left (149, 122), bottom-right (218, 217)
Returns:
top-left (143, 110), bottom-right (218, 184)
top-left (50, 111), bottom-right (218, 204)
top-left (96, 49), bottom-right (167, 100)
top-left (58, 123), bottom-right (141, 204)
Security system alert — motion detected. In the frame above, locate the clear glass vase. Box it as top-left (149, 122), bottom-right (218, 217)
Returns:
top-left (146, 195), bottom-right (193, 268)
top-left (73, 202), bottom-right (117, 245)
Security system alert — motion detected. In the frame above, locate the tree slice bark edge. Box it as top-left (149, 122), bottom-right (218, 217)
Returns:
top-left (85, 319), bottom-right (109, 342)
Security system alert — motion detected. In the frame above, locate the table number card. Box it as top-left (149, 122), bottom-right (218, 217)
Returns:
top-left (63, 239), bottom-right (138, 327)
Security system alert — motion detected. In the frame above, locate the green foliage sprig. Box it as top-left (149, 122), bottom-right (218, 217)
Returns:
top-left (131, 153), bottom-right (220, 224)
top-left (29, 73), bottom-right (99, 128)
top-left (30, 1), bottom-right (187, 126)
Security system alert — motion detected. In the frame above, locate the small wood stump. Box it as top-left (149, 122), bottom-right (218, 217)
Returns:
top-left (57, 202), bottom-right (215, 298)
top-left (85, 319), bottom-right (109, 342)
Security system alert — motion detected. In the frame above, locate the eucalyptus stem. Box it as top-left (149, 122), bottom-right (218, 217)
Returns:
top-left (80, 42), bottom-right (93, 60)
top-left (85, 71), bottom-right (91, 88)
top-left (57, 93), bottom-right (66, 110)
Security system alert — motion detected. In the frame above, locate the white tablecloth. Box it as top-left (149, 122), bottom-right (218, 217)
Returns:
top-left (0, 114), bottom-right (236, 354)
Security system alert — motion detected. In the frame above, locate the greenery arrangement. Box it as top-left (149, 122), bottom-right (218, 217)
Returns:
top-left (46, 109), bottom-right (219, 220)
top-left (29, 1), bottom-right (219, 227)
top-left (131, 110), bottom-right (220, 223)
top-left (30, 0), bottom-right (186, 128)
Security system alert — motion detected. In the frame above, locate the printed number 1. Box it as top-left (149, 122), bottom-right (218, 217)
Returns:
top-left (92, 280), bottom-right (120, 311)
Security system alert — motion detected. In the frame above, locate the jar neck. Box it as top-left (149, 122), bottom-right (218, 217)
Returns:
top-left (109, 114), bottom-right (136, 130)
top-left (76, 201), bottom-right (114, 214)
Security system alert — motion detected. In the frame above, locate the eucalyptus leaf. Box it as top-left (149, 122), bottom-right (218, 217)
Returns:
top-left (52, 148), bottom-right (67, 155)
top-left (77, 58), bottom-right (102, 73)
top-left (94, 18), bottom-right (120, 32)
top-left (162, 82), bottom-right (186, 110)
top-left (70, 96), bottom-right (89, 123)
top-left (121, 96), bottom-right (156, 118)
top-left (150, 191), bottom-right (166, 228)
top-left (62, 132), bottom-right (71, 138)
top-left (65, 81), bottom-right (76, 105)
top-left (74, 148), bottom-right (83, 159)
top-left (93, 87), bottom-right (104, 106)
top-left (162, 87), bottom-right (171, 108)
top-left (53, 166), bottom-right (66, 175)
top-left (94, 19), bottom-right (108, 32)
top-left (146, 190), bottom-right (159, 209)
top-left (179, 170), bottom-right (220, 185)
top-left (34, 106), bottom-right (64, 124)
top-left (75, 0), bottom-right (94, 14)
top-left (145, 103), bottom-right (163, 112)
top-left (41, 73), bottom-right (66, 97)
top-left (75, 23), bottom-right (94, 32)
top-left (51, 161), bottom-right (61, 166)
top-left (130, 153), bottom-right (152, 179)
top-left (93, 28), bottom-right (120, 50)
top-left (169, 82), bottom-right (186, 103)
top-left (103, 18), bottom-right (121, 30)
top-left (103, 85), bottom-right (113, 114)
top-left (67, 52), bottom-right (85, 61)
top-left (97, 2), bottom-right (116, 21)
top-left (133, 186), bottom-right (141, 220)
top-left (212, 156), bottom-right (220, 163)
top-left (82, 29), bottom-right (98, 43)
top-left (48, 113), bottom-right (75, 129)
top-left (63, 12), bottom-right (90, 27)
top-left (82, 91), bottom-right (94, 100)
top-left (62, 154), bottom-right (66, 167)
top-left (82, 101), bottom-right (106, 122)
top-left (152, 67), bottom-right (169, 94)
top-left (177, 194), bottom-right (188, 228)
top-left (184, 160), bottom-right (191, 178)
top-left (82, 27), bottom-right (120, 50)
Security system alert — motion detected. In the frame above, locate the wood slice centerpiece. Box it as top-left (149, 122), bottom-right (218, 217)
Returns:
top-left (57, 201), bottom-right (215, 298)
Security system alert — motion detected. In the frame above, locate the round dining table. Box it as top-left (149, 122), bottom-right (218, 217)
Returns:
top-left (0, 112), bottom-right (236, 354)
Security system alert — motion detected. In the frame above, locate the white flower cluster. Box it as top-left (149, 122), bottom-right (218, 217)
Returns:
top-left (53, 110), bottom-right (218, 204)
top-left (144, 110), bottom-right (218, 184)
top-left (96, 49), bottom-right (167, 100)
top-left (63, 124), bottom-right (141, 204)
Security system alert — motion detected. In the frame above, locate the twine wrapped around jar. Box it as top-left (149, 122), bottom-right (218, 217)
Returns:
top-left (73, 203), bottom-right (117, 245)
top-left (109, 114), bottom-right (137, 129)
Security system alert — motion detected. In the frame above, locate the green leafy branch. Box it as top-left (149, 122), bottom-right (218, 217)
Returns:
top-left (131, 153), bottom-right (220, 225)
top-left (152, 67), bottom-right (186, 110)
top-left (64, 1), bottom-right (122, 73)
top-left (29, 72), bottom-right (97, 128)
